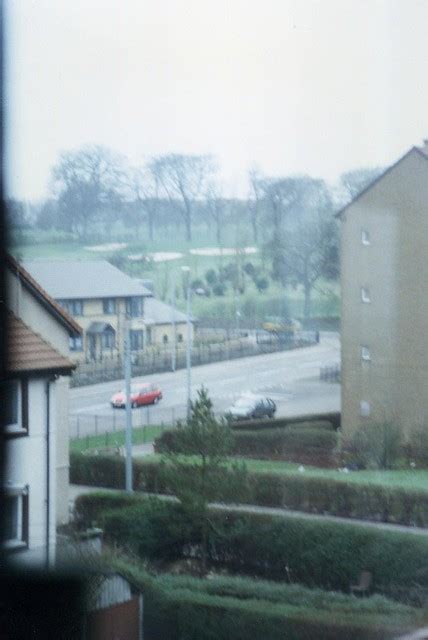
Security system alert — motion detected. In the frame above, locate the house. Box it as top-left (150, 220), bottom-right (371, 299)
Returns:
top-left (3, 256), bottom-right (82, 565)
top-left (337, 141), bottom-right (428, 437)
top-left (144, 295), bottom-right (191, 346)
top-left (22, 260), bottom-right (152, 362)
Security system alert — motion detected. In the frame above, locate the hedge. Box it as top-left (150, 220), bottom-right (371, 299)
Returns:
top-left (110, 560), bottom-right (416, 640)
top-left (229, 412), bottom-right (340, 431)
top-left (78, 494), bottom-right (428, 599)
top-left (70, 453), bottom-right (428, 527)
top-left (154, 423), bottom-right (338, 465)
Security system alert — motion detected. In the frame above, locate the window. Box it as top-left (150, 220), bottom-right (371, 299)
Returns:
top-left (178, 333), bottom-right (183, 343)
top-left (130, 330), bottom-right (144, 351)
top-left (103, 298), bottom-right (116, 314)
top-left (126, 297), bottom-right (144, 318)
top-left (69, 335), bottom-right (83, 351)
top-left (163, 334), bottom-right (169, 344)
top-left (3, 485), bottom-right (29, 550)
top-left (361, 229), bottom-right (370, 245)
top-left (361, 287), bottom-right (371, 303)
top-left (101, 330), bottom-right (115, 349)
top-left (59, 299), bottom-right (83, 316)
top-left (0, 379), bottom-right (28, 435)
top-left (360, 401), bottom-right (371, 417)
top-left (361, 346), bottom-right (371, 361)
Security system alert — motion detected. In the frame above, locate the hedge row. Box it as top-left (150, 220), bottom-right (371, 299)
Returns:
top-left (70, 453), bottom-right (428, 526)
top-left (229, 412), bottom-right (340, 431)
top-left (154, 423), bottom-right (338, 465)
top-left (77, 493), bottom-right (428, 599)
top-left (108, 560), bottom-right (416, 640)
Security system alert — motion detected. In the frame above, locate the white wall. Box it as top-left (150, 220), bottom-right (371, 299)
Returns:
top-left (5, 377), bottom-right (57, 567)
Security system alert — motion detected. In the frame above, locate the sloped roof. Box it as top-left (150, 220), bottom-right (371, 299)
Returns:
top-left (6, 254), bottom-right (81, 336)
top-left (7, 313), bottom-right (75, 375)
top-left (22, 260), bottom-right (152, 300)
top-left (335, 145), bottom-right (428, 218)
top-left (144, 297), bottom-right (190, 325)
top-left (87, 321), bottom-right (115, 334)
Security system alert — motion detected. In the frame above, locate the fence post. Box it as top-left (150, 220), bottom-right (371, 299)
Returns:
top-left (147, 405), bottom-right (150, 426)
top-left (76, 416), bottom-right (80, 440)
top-left (95, 415), bottom-right (98, 437)
top-left (113, 410), bottom-right (116, 433)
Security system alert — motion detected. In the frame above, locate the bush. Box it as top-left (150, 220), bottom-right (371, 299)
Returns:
top-left (339, 423), bottom-right (403, 470)
top-left (70, 453), bottom-right (428, 527)
top-left (230, 413), bottom-right (341, 432)
top-left (405, 425), bottom-right (428, 468)
top-left (255, 277), bottom-right (269, 293)
top-left (205, 269), bottom-right (217, 285)
top-left (212, 282), bottom-right (227, 296)
top-left (232, 427), bottom-right (337, 461)
top-left (83, 496), bottom-right (428, 600)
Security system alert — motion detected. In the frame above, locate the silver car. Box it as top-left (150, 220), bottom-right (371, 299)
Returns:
top-left (227, 395), bottom-right (276, 421)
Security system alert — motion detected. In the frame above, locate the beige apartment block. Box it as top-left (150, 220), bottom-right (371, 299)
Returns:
top-left (339, 143), bottom-right (428, 438)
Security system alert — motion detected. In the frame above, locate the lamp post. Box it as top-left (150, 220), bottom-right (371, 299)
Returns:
top-left (124, 319), bottom-right (133, 493)
top-left (181, 265), bottom-right (192, 420)
top-left (170, 269), bottom-right (177, 372)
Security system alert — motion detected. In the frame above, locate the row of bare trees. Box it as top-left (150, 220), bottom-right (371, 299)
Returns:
top-left (7, 144), bottom-right (382, 318)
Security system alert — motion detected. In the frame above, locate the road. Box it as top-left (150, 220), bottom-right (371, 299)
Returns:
top-left (69, 333), bottom-right (340, 439)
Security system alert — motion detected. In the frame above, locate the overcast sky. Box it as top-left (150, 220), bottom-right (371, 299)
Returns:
top-left (5, 0), bottom-right (428, 200)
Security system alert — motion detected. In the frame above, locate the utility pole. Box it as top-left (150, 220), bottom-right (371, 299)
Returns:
top-left (181, 266), bottom-right (192, 420)
top-left (170, 269), bottom-right (177, 372)
top-left (124, 319), bottom-right (133, 493)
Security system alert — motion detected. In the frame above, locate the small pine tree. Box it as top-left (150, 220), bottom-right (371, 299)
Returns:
top-left (164, 387), bottom-right (235, 574)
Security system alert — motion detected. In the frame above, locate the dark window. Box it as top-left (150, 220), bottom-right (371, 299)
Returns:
top-left (163, 334), bottom-right (168, 344)
top-left (126, 297), bottom-right (144, 318)
top-left (69, 335), bottom-right (83, 351)
top-left (130, 330), bottom-right (144, 351)
top-left (178, 333), bottom-right (183, 343)
top-left (101, 330), bottom-right (115, 349)
top-left (68, 300), bottom-right (83, 316)
top-left (102, 298), bottom-right (116, 314)
top-left (3, 486), bottom-right (29, 548)
top-left (0, 379), bottom-right (28, 435)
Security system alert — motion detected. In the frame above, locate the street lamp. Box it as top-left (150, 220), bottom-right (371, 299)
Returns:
top-left (181, 265), bottom-right (192, 420)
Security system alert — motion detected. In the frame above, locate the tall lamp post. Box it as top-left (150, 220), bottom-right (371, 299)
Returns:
top-left (181, 265), bottom-right (192, 420)
top-left (124, 318), bottom-right (133, 493)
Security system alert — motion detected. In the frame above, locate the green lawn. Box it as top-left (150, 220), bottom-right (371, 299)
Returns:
top-left (141, 454), bottom-right (428, 492)
top-left (70, 424), bottom-right (166, 454)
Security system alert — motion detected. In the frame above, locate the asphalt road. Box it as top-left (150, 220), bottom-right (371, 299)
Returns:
top-left (69, 333), bottom-right (340, 439)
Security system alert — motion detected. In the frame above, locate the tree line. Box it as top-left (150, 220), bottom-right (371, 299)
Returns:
top-left (6, 144), bottom-right (382, 318)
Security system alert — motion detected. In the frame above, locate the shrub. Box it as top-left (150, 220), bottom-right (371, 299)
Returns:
top-left (205, 269), bottom-right (217, 285)
top-left (212, 282), bottom-right (226, 296)
top-left (405, 425), bottom-right (428, 468)
top-left (339, 423), bottom-right (403, 470)
top-left (230, 413), bottom-right (340, 431)
top-left (232, 427), bottom-right (337, 460)
top-left (255, 277), bottom-right (269, 293)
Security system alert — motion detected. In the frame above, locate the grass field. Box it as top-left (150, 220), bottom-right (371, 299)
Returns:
top-left (138, 454), bottom-right (428, 492)
top-left (10, 226), bottom-right (340, 322)
top-left (70, 424), bottom-right (165, 453)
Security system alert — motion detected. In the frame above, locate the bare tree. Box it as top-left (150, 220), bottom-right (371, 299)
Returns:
top-left (265, 178), bottom-right (337, 319)
top-left (339, 167), bottom-right (383, 203)
top-left (51, 145), bottom-right (125, 239)
top-left (248, 168), bottom-right (263, 244)
top-left (124, 163), bottom-right (160, 240)
top-left (151, 153), bottom-right (216, 242)
top-left (205, 183), bottom-right (227, 246)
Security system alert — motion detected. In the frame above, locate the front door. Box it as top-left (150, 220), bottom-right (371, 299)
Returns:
top-left (88, 334), bottom-right (97, 361)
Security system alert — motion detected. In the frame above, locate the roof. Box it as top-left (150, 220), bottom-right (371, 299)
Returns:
top-left (22, 260), bottom-right (153, 300)
top-left (144, 297), bottom-right (190, 325)
top-left (335, 145), bottom-right (428, 219)
top-left (87, 321), bottom-right (115, 334)
top-left (6, 313), bottom-right (75, 376)
top-left (5, 255), bottom-right (81, 336)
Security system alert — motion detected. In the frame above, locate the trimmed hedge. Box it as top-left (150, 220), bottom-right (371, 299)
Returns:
top-left (78, 494), bottom-right (428, 599)
top-left (70, 453), bottom-right (428, 527)
top-left (110, 560), bottom-right (416, 640)
top-left (154, 422), bottom-right (338, 465)
top-left (229, 412), bottom-right (340, 431)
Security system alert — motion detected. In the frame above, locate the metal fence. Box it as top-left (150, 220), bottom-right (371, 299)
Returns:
top-left (70, 332), bottom-right (318, 387)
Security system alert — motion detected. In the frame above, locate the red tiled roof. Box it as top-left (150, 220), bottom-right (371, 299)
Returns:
top-left (7, 313), bottom-right (75, 375)
top-left (5, 254), bottom-right (81, 336)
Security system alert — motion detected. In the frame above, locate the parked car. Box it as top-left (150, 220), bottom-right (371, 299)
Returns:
top-left (111, 383), bottom-right (162, 408)
top-left (226, 395), bottom-right (276, 421)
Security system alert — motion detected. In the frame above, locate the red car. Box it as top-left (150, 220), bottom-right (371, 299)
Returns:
top-left (110, 383), bottom-right (162, 409)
